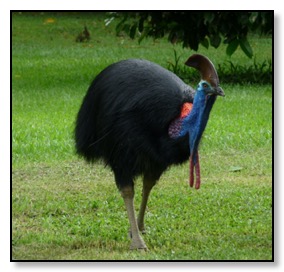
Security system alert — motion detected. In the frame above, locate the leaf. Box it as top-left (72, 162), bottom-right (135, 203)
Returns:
top-left (122, 23), bottom-right (131, 34)
top-left (44, 18), bottom-right (56, 24)
top-left (201, 37), bottom-right (209, 49)
top-left (226, 39), bottom-right (239, 57)
top-left (210, 34), bottom-right (221, 48)
top-left (104, 17), bottom-right (114, 27)
top-left (239, 37), bottom-right (253, 58)
top-left (129, 24), bottom-right (137, 39)
top-left (229, 166), bottom-right (243, 172)
top-left (186, 30), bottom-right (199, 51)
top-left (204, 12), bottom-right (215, 24)
top-left (138, 27), bottom-right (150, 44)
top-left (115, 15), bottom-right (128, 34)
top-left (249, 12), bottom-right (259, 24)
top-left (138, 17), bottom-right (144, 32)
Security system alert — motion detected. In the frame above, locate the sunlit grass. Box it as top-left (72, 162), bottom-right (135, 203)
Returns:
top-left (12, 160), bottom-right (272, 260)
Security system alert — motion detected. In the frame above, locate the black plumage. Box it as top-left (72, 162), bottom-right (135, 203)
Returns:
top-left (75, 56), bottom-right (224, 250)
top-left (75, 59), bottom-right (195, 189)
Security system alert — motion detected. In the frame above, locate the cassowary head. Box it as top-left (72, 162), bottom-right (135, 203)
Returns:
top-left (196, 80), bottom-right (224, 97)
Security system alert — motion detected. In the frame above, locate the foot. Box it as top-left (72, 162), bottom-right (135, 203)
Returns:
top-left (130, 237), bottom-right (148, 250)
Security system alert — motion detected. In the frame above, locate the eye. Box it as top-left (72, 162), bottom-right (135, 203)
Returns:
top-left (203, 83), bottom-right (208, 88)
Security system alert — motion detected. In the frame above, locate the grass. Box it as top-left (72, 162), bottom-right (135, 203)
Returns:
top-left (12, 12), bottom-right (272, 261)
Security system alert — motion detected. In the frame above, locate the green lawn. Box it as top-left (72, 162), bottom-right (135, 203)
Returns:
top-left (12, 12), bottom-right (272, 260)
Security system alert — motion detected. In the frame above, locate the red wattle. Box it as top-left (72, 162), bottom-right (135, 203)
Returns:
top-left (189, 152), bottom-right (201, 189)
top-left (195, 152), bottom-right (200, 189)
top-left (189, 156), bottom-right (194, 187)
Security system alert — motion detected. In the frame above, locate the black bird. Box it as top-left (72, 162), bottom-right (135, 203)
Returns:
top-left (75, 54), bottom-right (225, 250)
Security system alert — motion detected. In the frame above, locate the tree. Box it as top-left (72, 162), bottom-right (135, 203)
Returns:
top-left (108, 11), bottom-right (272, 58)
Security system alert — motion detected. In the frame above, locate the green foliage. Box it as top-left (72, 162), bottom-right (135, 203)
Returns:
top-left (217, 58), bottom-right (272, 84)
top-left (12, 12), bottom-right (272, 260)
top-left (167, 49), bottom-right (272, 85)
top-left (110, 11), bottom-right (272, 58)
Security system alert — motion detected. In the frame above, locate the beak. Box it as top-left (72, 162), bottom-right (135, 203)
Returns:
top-left (214, 86), bottom-right (225, 97)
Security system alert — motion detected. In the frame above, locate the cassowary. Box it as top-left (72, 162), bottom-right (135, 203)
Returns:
top-left (75, 54), bottom-right (224, 250)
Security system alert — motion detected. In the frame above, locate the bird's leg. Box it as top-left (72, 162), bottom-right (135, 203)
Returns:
top-left (137, 178), bottom-right (156, 234)
top-left (120, 186), bottom-right (147, 250)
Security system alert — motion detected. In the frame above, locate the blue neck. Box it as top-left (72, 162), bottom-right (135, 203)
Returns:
top-left (187, 91), bottom-right (216, 163)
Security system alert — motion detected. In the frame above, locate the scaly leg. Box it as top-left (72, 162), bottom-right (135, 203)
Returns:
top-left (137, 178), bottom-right (156, 233)
top-left (120, 186), bottom-right (147, 250)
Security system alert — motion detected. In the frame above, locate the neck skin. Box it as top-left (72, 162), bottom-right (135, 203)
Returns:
top-left (187, 90), bottom-right (216, 164)
top-left (186, 90), bottom-right (217, 189)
